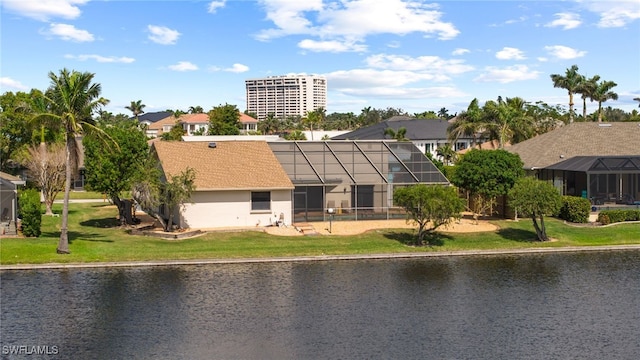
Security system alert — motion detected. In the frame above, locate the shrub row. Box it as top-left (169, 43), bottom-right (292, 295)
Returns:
top-left (597, 209), bottom-right (640, 225)
top-left (557, 196), bottom-right (591, 223)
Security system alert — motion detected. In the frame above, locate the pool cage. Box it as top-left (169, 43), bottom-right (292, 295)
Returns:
top-left (268, 141), bottom-right (449, 223)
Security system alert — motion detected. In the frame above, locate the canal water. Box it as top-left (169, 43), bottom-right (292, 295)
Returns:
top-left (1, 250), bottom-right (639, 359)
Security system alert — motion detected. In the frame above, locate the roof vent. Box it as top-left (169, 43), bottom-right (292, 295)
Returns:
top-left (208, 142), bottom-right (217, 148)
top-left (598, 123), bottom-right (612, 127)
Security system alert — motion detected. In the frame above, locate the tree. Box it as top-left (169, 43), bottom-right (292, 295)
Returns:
top-left (550, 64), bottom-right (582, 123)
top-left (160, 121), bottom-right (185, 141)
top-left (125, 100), bottom-right (145, 120)
top-left (22, 142), bottom-right (66, 215)
top-left (188, 105), bottom-right (204, 114)
top-left (447, 98), bottom-right (484, 147)
top-left (393, 184), bottom-right (465, 245)
top-left (437, 107), bottom-right (450, 119)
top-left (258, 113), bottom-right (281, 135)
top-left (18, 189), bottom-right (42, 237)
top-left (591, 80), bottom-right (618, 122)
top-left (161, 167), bottom-right (196, 232)
top-left (83, 119), bottom-right (149, 225)
top-left (575, 75), bottom-right (600, 120)
top-left (303, 107), bottom-right (325, 140)
top-left (33, 68), bottom-right (109, 254)
top-left (634, 97), bottom-right (640, 107)
top-left (207, 103), bottom-right (240, 135)
top-left (482, 96), bottom-right (533, 148)
top-left (508, 177), bottom-right (562, 241)
top-left (451, 149), bottom-right (524, 222)
top-left (285, 130), bottom-right (306, 140)
top-left (384, 126), bottom-right (408, 141)
top-left (436, 143), bottom-right (456, 166)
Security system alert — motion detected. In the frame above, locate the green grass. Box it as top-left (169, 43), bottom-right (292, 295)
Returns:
top-left (1, 203), bottom-right (639, 265)
top-left (54, 190), bottom-right (130, 200)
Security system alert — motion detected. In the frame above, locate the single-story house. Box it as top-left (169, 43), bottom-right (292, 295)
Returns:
top-left (1, 171), bottom-right (25, 233)
top-left (332, 116), bottom-right (474, 160)
top-left (152, 141), bottom-right (294, 229)
top-left (506, 122), bottom-right (640, 205)
top-left (152, 139), bottom-right (449, 228)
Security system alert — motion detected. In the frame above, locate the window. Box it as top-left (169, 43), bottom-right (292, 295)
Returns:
top-left (251, 191), bottom-right (271, 211)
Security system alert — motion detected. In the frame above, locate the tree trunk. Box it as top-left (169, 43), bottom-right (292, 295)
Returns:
top-left (57, 137), bottom-right (72, 254)
top-left (531, 214), bottom-right (548, 241)
top-left (166, 211), bottom-right (174, 232)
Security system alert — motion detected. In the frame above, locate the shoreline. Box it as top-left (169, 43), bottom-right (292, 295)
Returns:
top-left (2, 244), bottom-right (640, 271)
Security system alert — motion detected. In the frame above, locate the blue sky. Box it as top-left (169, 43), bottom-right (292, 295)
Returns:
top-left (1, 0), bottom-right (639, 117)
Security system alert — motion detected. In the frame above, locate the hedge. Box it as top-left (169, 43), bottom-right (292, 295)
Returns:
top-left (557, 196), bottom-right (591, 223)
top-left (597, 209), bottom-right (640, 225)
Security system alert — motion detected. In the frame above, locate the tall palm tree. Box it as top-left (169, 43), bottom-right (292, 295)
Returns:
top-left (482, 96), bottom-right (532, 148)
top-left (436, 143), bottom-right (456, 166)
top-left (575, 75), bottom-right (600, 120)
top-left (34, 69), bottom-right (109, 254)
top-left (125, 100), bottom-right (145, 121)
top-left (550, 64), bottom-right (582, 123)
top-left (591, 80), bottom-right (618, 122)
top-left (633, 97), bottom-right (640, 108)
top-left (447, 98), bottom-right (484, 147)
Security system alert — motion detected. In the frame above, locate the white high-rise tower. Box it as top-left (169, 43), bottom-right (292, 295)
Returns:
top-left (245, 74), bottom-right (327, 120)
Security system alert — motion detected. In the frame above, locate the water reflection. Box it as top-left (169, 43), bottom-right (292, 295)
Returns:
top-left (1, 251), bottom-right (639, 359)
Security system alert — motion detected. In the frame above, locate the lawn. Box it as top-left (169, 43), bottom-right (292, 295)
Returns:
top-left (1, 202), bottom-right (639, 266)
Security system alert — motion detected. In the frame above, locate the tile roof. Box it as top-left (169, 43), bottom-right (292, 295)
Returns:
top-left (506, 122), bottom-right (640, 169)
top-left (152, 141), bottom-right (294, 191)
top-left (239, 113), bottom-right (258, 124)
top-left (148, 116), bottom-right (179, 131)
top-left (179, 113), bottom-right (209, 124)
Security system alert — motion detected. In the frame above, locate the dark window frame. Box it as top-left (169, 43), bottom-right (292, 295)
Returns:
top-left (251, 191), bottom-right (271, 212)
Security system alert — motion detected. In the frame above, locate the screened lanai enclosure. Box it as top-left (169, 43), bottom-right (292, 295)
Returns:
top-left (541, 156), bottom-right (640, 206)
top-left (268, 141), bottom-right (449, 223)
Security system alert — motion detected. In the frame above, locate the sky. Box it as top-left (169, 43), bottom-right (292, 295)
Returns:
top-left (1, 0), bottom-right (639, 117)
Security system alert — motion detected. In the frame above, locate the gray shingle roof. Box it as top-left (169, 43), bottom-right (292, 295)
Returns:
top-left (506, 122), bottom-right (640, 169)
top-left (332, 118), bottom-right (466, 141)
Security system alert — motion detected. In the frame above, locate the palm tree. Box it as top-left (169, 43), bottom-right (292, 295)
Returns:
top-left (550, 64), bottom-right (582, 123)
top-left (125, 100), bottom-right (145, 121)
top-left (437, 107), bottom-right (449, 119)
top-left (188, 106), bottom-right (204, 114)
top-left (447, 98), bottom-right (484, 147)
top-left (384, 126), bottom-right (408, 141)
top-left (34, 69), bottom-right (109, 254)
top-left (575, 75), bottom-right (600, 120)
top-left (436, 143), bottom-right (456, 166)
top-left (483, 96), bottom-right (533, 148)
top-left (591, 80), bottom-right (618, 122)
top-left (633, 97), bottom-right (640, 107)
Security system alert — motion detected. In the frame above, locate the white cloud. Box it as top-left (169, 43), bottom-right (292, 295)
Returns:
top-left (452, 48), bottom-right (470, 56)
top-left (0, 77), bottom-right (28, 90)
top-left (147, 25), bottom-right (181, 45)
top-left (225, 63), bottom-right (249, 73)
top-left (474, 65), bottom-right (541, 83)
top-left (298, 39), bottom-right (367, 53)
top-left (365, 54), bottom-right (474, 75)
top-left (46, 23), bottom-right (94, 42)
top-left (336, 85), bottom-right (467, 99)
top-left (580, 1), bottom-right (640, 28)
top-left (208, 0), bottom-right (226, 13)
top-left (544, 45), bottom-right (587, 59)
top-left (545, 13), bottom-right (582, 30)
top-left (168, 61), bottom-right (198, 71)
top-left (495, 47), bottom-right (526, 60)
top-left (256, 0), bottom-right (460, 52)
top-left (1, 0), bottom-right (87, 21)
top-left (64, 54), bottom-right (135, 63)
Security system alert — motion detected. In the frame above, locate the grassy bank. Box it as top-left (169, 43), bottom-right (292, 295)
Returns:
top-left (1, 203), bottom-right (639, 266)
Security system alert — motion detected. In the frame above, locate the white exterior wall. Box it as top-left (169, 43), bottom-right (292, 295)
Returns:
top-left (178, 189), bottom-right (292, 229)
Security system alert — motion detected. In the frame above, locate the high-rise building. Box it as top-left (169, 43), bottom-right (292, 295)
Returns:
top-left (245, 74), bottom-right (327, 120)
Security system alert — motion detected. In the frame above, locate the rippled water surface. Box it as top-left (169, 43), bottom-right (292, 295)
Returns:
top-left (2, 250), bottom-right (640, 359)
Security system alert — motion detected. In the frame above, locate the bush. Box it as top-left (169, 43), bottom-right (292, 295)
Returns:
top-left (597, 209), bottom-right (640, 224)
top-left (18, 189), bottom-right (42, 237)
top-left (557, 196), bottom-right (591, 223)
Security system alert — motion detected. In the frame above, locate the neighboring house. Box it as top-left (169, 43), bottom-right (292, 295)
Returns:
top-left (0, 171), bottom-right (25, 235)
top-left (332, 116), bottom-right (474, 160)
top-left (506, 122), bottom-right (640, 204)
top-left (239, 113), bottom-right (258, 134)
top-left (180, 113), bottom-right (209, 136)
top-left (148, 116), bottom-right (180, 138)
top-left (137, 111), bottom-right (173, 138)
top-left (152, 139), bottom-right (449, 228)
top-left (152, 141), bottom-right (294, 229)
